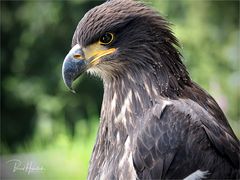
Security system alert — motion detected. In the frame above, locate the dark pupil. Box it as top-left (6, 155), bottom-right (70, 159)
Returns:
top-left (101, 33), bottom-right (112, 44)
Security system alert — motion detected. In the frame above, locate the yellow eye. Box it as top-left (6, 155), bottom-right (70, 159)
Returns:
top-left (99, 32), bottom-right (114, 45)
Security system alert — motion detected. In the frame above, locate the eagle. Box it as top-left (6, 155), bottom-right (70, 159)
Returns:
top-left (62, 0), bottom-right (239, 179)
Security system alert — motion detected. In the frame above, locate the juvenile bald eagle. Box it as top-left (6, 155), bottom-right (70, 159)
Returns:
top-left (62, 0), bottom-right (239, 179)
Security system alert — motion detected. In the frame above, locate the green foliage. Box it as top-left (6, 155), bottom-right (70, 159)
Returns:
top-left (1, 0), bottom-right (104, 149)
top-left (1, 0), bottom-right (239, 178)
top-left (1, 119), bottom-right (98, 179)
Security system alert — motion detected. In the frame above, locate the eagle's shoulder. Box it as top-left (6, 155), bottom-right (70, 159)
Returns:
top-left (172, 98), bottom-right (240, 168)
top-left (133, 99), bottom-right (239, 179)
top-left (133, 100), bottom-right (194, 179)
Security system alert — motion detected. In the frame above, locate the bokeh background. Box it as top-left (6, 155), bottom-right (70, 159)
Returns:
top-left (1, 0), bottom-right (239, 179)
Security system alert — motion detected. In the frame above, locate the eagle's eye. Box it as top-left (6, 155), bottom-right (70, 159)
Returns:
top-left (99, 32), bottom-right (115, 45)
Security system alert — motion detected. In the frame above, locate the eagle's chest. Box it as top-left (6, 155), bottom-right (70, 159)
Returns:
top-left (89, 136), bottom-right (137, 180)
top-left (88, 86), bottom-right (145, 179)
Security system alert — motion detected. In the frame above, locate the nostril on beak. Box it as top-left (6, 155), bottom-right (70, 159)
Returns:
top-left (73, 54), bottom-right (82, 59)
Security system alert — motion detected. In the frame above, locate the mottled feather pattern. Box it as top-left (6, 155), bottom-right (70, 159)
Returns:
top-left (133, 104), bottom-right (188, 179)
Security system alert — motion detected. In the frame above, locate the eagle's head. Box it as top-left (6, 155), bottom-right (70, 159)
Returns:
top-left (62, 0), bottom-right (190, 95)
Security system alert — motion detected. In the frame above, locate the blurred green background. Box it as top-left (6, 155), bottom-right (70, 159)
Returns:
top-left (1, 0), bottom-right (239, 179)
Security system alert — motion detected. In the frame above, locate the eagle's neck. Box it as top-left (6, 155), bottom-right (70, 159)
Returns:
top-left (99, 69), bottom-right (168, 145)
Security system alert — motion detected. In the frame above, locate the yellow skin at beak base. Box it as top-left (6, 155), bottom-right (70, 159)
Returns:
top-left (82, 42), bottom-right (116, 66)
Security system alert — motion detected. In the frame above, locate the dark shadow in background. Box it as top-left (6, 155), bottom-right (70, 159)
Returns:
top-left (1, 0), bottom-right (104, 152)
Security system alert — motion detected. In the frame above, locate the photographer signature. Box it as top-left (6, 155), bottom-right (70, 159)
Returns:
top-left (6, 159), bottom-right (45, 175)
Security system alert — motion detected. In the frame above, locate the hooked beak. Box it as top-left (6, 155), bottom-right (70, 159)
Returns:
top-left (62, 44), bottom-right (87, 92)
top-left (62, 44), bottom-right (116, 92)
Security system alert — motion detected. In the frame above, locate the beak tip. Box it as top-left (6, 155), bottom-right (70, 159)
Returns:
top-left (62, 75), bottom-right (74, 91)
top-left (63, 77), bottom-right (76, 93)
